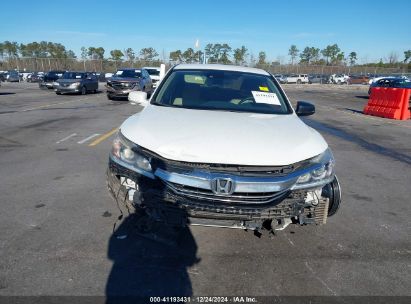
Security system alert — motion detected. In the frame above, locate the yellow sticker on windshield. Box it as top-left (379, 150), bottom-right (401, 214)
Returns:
top-left (259, 86), bottom-right (269, 92)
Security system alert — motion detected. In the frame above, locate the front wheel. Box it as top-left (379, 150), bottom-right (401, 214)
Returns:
top-left (322, 176), bottom-right (342, 217)
top-left (297, 79), bottom-right (302, 84)
top-left (81, 86), bottom-right (87, 95)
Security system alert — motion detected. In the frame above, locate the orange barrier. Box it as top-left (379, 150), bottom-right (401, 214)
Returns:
top-left (364, 87), bottom-right (411, 120)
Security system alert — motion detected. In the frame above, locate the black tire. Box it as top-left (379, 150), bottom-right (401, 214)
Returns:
top-left (297, 79), bottom-right (302, 84)
top-left (107, 93), bottom-right (113, 100)
top-left (322, 176), bottom-right (342, 217)
top-left (56, 92), bottom-right (61, 95)
top-left (337, 80), bottom-right (342, 85)
top-left (81, 86), bottom-right (86, 95)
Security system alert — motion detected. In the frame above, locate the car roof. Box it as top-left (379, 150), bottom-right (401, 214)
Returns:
top-left (173, 64), bottom-right (270, 76)
top-left (118, 68), bottom-right (142, 71)
top-left (143, 66), bottom-right (161, 70)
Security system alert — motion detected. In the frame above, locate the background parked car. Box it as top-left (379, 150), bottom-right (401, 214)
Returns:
top-left (274, 74), bottom-right (287, 84)
top-left (368, 77), bottom-right (411, 95)
top-left (27, 72), bottom-right (44, 83)
top-left (0, 72), bottom-right (7, 82)
top-left (347, 75), bottom-right (370, 85)
top-left (329, 74), bottom-right (349, 84)
top-left (286, 74), bottom-right (309, 84)
top-left (6, 71), bottom-right (20, 82)
top-left (55, 71), bottom-right (98, 95)
top-left (308, 74), bottom-right (330, 84)
top-left (20, 72), bottom-right (32, 81)
top-left (39, 70), bottom-right (65, 89)
top-left (106, 68), bottom-right (153, 100)
top-left (143, 66), bottom-right (161, 88)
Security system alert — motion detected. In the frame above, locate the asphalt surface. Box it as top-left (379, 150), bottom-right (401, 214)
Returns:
top-left (0, 82), bottom-right (410, 298)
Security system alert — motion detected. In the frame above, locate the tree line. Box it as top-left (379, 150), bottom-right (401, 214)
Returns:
top-left (1, 40), bottom-right (410, 68)
top-left (0, 41), bottom-right (76, 59)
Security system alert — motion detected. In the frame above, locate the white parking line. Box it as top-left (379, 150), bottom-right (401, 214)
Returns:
top-left (77, 133), bottom-right (100, 144)
top-left (56, 133), bottom-right (77, 144)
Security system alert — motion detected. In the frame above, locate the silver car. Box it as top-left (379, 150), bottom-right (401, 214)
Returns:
top-left (55, 72), bottom-right (98, 95)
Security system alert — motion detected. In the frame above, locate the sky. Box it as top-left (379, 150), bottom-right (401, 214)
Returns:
top-left (1, 0), bottom-right (410, 63)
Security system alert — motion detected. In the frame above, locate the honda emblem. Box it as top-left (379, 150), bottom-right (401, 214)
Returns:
top-left (211, 178), bottom-right (235, 195)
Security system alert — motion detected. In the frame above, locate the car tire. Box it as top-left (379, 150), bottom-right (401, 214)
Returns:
top-left (297, 79), bottom-right (302, 84)
top-left (56, 92), bottom-right (61, 95)
top-left (322, 176), bottom-right (342, 217)
top-left (107, 94), bottom-right (113, 100)
top-left (337, 80), bottom-right (341, 85)
top-left (81, 86), bottom-right (86, 95)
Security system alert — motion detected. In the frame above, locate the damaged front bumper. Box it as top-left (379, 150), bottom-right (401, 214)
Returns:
top-left (107, 156), bottom-right (341, 231)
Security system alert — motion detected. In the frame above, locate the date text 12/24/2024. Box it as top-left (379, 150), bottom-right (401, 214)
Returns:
top-left (150, 296), bottom-right (258, 303)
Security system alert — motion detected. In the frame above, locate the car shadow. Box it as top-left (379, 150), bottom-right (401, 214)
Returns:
top-left (0, 92), bottom-right (16, 95)
top-left (105, 212), bottom-right (200, 302)
top-left (342, 108), bottom-right (364, 114)
top-left (355, 95), bottom-right (369, 99)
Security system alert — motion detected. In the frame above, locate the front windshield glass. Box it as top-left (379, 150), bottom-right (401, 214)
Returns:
top-left (152, 70), bottom-right (291, 115)
top-left (62, 72), bottom-right (85, 79)
top-left (114, 69), bottom-right (141, 78)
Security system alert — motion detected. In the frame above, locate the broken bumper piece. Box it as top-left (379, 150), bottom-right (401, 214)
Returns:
top-left (107, 157), bottom-right (338, 231)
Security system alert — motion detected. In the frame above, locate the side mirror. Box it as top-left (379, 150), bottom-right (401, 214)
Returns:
top-left (128, 91), bottom-right (148, 106)
top-left (295, 101), bottom-right (315, 116)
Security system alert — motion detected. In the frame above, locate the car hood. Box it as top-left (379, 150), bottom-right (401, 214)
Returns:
top-left (120, 106), bottom-right (328, 166)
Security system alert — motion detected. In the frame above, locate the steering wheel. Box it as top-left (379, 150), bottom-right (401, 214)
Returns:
top-left (238, 96), bottom-right (256, 105)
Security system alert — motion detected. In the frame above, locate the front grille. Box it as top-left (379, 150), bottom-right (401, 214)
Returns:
top-left (164, 181), bottom-right (289, 204)
top-left (109, 81), bottom-right (132, 90)
top-left (146, 153), bottom-right (306, 178)
top-left (155, 190), bottom-right (304, 220)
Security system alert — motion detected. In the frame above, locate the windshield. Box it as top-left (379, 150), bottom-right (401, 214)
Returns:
top-left (62, 72), bottom-right (85, 79)
top-left (145, 69), bottom-right (160, 76)
top-left (393, 79), bottom-right (411, 88)
top-left (114, 69), bottom-right (141, 78)
top-left (152, 69), bottom-right (291, 115)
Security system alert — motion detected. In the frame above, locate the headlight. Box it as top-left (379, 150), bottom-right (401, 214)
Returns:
top-left (292, 148), bottom-right (335, 190)
top-left (53, 82), bottom-right (59, 86)
top-left (70, 82), bottom-right (81, 88)
top-left (110, 132), bottom-right (154, 179)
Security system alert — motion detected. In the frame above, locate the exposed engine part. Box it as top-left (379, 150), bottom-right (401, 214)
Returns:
top-left (314, 197), bottom-right (329, 224)
top-left (120, 176), bottom-right (139, 204)
top-left (305, 189), bottom-right (322, 206)
top-left (272, 218), bottom-right (292, 230)
top-left (120, 176), bottom-right (137, 190)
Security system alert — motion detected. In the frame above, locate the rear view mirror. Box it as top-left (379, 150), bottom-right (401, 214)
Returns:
top-left (295, 101), bottom-right (315, 116)
top-left (128, 91), bottom-right (148, 106)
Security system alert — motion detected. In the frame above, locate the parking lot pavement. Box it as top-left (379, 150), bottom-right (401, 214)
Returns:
top-left (0, 82), bottom-right (410, 297)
